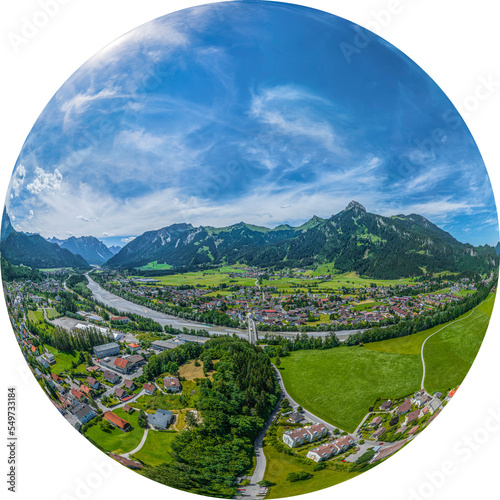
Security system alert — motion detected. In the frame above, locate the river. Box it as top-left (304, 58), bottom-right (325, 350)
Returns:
top-left (85, 275), bottom-right (362, 341)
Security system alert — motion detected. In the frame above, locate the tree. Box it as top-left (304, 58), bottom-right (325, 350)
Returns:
top-left (185, 411), bottom-right (197, 428)
top-left (274, 356), bottom-right (281, 367)
top-left (297, 406), bottom-right (303, 413)
top-left (138, 410), bottom-right (148, 428)
top-left (280, 398), bottom-right (291, 409)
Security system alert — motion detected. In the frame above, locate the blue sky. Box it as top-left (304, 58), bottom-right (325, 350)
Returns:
top-left (5, 0), bottom-right (498, 247)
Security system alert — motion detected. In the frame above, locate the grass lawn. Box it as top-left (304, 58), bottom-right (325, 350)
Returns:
top-left (131, 430), bottom-right (176, 466)
top-left (85, 408), bottom-right (145, 454)
top-left (280, 294), bottom-right (495, 433)
top-left (178, 360), bottom-right (210, 380)
top-left (27, 309), bottom-right (44, 324)
top-left (279, 347), bottom-right (421, 432)
top-left (263, 444), bottom-right (358, 499)
top-left (45, 345), bottom-right (78, 374)
top-left (423, 294), bottom-right (495, 394)
top-left (46, 308), bottom-right (60, 319)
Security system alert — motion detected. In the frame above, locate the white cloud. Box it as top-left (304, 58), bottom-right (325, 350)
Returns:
top-left (10, 164), bottom-right (26, 197)
top-left (26, 167), bottom-right (63, 194)
top-left (121, 236), bottom-right (136, 243)
top-left (249, 86), bottom-right (343, 154)
top-left (60, 86), bottom-right (121, 129)
top-left (28, 210), bottom-right (34, 219)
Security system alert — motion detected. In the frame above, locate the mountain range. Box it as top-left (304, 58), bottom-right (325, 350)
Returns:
top-left (48, 236), bottom-right (114, 265)
top-left (1, 202), bottom-right (498, 279)
top-left (105, 201), bottom-right (499, 279)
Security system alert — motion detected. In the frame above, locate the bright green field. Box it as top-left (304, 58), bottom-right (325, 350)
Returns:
top-left (263, 445), bottom-right (358, 499)
top-left (138, 269), bottom-right (256, 287)
top-left (279, 348), bottom-right (421, 432)
top-left (85, 408), bottom-right (145, 454)
top-left (423, 294), bottom-right (495, 394)
top-left (46, 308), bottom-right (60, 319)
top-left (45, 345), bottom-right (78, 374)
top-left (27, 310), bottom-right (44, 324)
top-left (280, 294), bottom-right (495, 432)
top-left (135, 261), bottom-right (173, 271)
top-left (131, 431), bottom-right (176, 466)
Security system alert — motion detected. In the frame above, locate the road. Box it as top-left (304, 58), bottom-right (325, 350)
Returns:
top-left (243, 395), bottom-right (283, 499)
top-left (85, 274), bottom-right (365, 341)
top-left (122, 428), bottom-right (149, 458)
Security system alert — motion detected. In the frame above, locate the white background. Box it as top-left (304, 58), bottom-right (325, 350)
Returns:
top-left (1, 1), bottom-right (499, 500)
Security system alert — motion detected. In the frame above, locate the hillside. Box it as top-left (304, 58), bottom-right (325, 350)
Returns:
top-left (0, 231), bottom-right (90, 269)
top-left (56, 236), bottom-right (114, 265)
top-left (104, 202), bottom-right (498, 278)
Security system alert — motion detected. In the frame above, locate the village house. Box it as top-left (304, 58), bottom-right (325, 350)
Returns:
top-left (143, 383), bottom-right (156, 395)
top-left (148, 409), bottom-right (174, 430)
top-left (103, 370), bottom-right (120, 384)
top-left (282, 423), bottom-right (329, 448)
top-left (123, 379), bottom-right (136, 391)
top-left (369, 416), bottom-right (383, 427)
top-left (113, 357), bottom-right (133, 374)
top-left (287, 412), bottom-right (303, 424)
top-left (396, 400), bottom-right (412, 415)
top-left (380, 400), bottom-right (392, 411)
top-left (71, 388), bottom-right (86, 403)
top-left (104, 411), bottom-right (130, 431)
top-left (127, 354), bottom-right (146, 369)
top-left (371, 426), bottom-right (387, 440)
top-left (412, 390), bottom-right (431, 407)
top-left (73, 403), bottom-right (96, 425)
top-left (164, 376), bottom-right (181, 393)
top-left (405, 410), bottom-right (420, 425)
top-left (86, 376), bottom-right (100, 390)
top-left (36, 355), bottom-right (50, 369)
top-left (370, 440), bottom-right (407, 463)
top-left (114, 387), bottom-right (127, 400)
top-left (80, 385), bottom-right (92, 396)
top-left (428, 398), bottom-right (442, 414)
top-left (109, 453), bottom-right (143, 470)
top-left (307, 436), bottom-right (355, 462)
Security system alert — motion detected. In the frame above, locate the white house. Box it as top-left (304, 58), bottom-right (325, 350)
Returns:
top-left (307, 436), bottom-right (355, 462)
top-left (282, 423), bottom-right (328, 448)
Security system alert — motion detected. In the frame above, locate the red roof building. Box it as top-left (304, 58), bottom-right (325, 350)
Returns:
top-left (104, 411), bottom-right (130, 431)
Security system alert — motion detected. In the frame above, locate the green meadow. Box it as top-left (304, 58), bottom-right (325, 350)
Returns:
top-left (279, 293), bottom-right (495, 432)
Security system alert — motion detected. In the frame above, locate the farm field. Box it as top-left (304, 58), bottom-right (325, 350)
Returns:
top-left (135, 269), bottom-right (256, 287)
top-left (263, 444), bottom-right (358, 499)
top-left (424, 294), bottom-right (495, 394)
top-left (133, 267), bottom-right (419, 293)
top-left (131, 430), bottom-right (176, 466)
top-left (85, 408), bottom-right (145, 454)
top-left (279, 294), bottom-right (495, 432)
top-left (279, 347), bottom-right (421, 432)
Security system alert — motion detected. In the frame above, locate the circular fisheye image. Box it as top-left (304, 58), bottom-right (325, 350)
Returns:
top-left (1, 1), bottom-right (498, 498)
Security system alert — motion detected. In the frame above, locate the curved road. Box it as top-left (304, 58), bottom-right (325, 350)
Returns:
top-left (420, 295), bottom-right (493, 390)
top-left (272, 366), bottom-right (350, 435)
top-left (86, 274), bottom-right (363, 341)
top-left (123, 428), bottom-right (149, 459)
